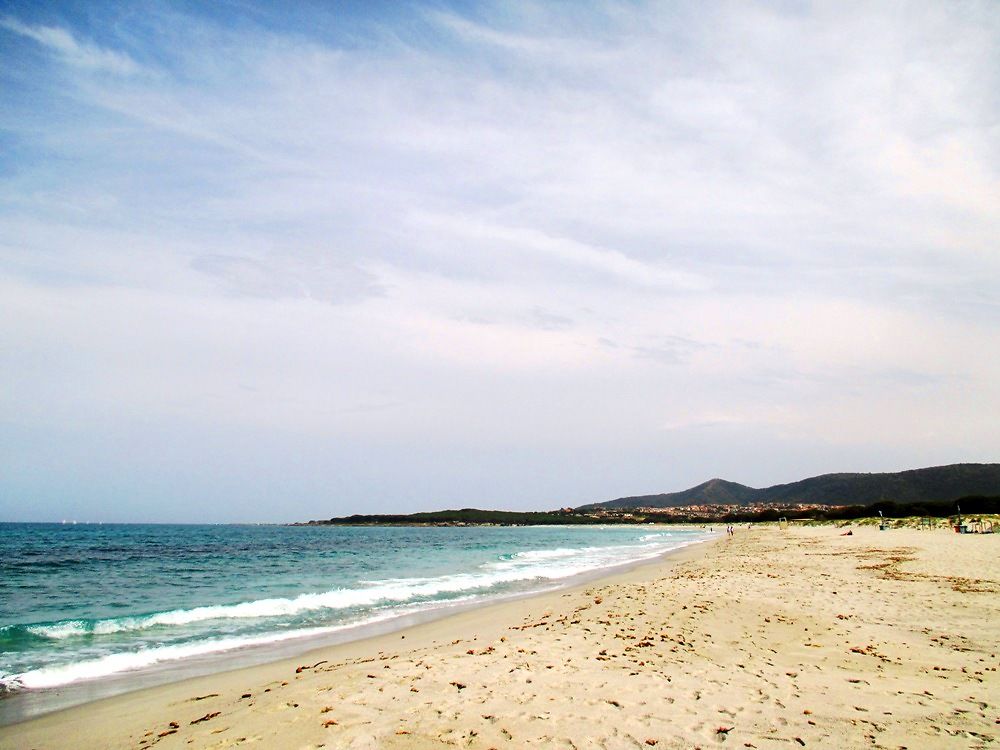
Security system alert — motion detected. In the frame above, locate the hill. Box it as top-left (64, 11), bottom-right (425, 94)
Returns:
top-left (589, 478), bottom-right (759, 510)
top-left (578, 463), bottom-right (1000, 510)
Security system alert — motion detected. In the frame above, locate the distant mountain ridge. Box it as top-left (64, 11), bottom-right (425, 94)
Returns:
top-left (578, 463), bottom-right (1000, 510)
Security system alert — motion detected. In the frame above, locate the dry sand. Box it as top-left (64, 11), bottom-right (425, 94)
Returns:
top-left (2, 525), bottom-right (998, 749)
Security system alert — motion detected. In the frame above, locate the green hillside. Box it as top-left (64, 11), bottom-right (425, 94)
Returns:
top-left (579, 463), bottom-right (1000, 510)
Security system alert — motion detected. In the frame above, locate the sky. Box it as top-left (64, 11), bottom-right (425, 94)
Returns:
top-left (1, 0), bottom-right (998, 523)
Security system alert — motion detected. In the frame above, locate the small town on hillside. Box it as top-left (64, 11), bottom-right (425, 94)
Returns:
top-left (572, 502), bottom-right (839, 522)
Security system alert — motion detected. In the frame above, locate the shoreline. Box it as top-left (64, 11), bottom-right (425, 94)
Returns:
top-left (3, 525), bottom-right (997, 749)
top-left (0, 527), bottom-right (718, 728)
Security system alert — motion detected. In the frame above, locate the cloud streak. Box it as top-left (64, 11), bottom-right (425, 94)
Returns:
top-left (1, 16), bottom-right (140, 75)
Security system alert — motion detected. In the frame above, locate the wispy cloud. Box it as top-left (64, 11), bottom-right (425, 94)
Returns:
top-left (407, 212), bottom-right (711, 291)
top-left (190, 254), bottom-right (382, 303)
top-left (1, 16), bottom-right (140, 75)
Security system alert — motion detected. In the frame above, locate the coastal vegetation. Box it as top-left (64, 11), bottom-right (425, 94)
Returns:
top-left (297, 508), bottom-right (607, 526)
top-left (299, 495), bottom-right (999, 527)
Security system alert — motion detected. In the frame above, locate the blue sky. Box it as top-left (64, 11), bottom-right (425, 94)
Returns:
top-left (1, 1), bottom-right (998, 522)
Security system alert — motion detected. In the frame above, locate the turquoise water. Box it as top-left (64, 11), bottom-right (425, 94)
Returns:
top-left (0, 522), bottom-right (708, 709)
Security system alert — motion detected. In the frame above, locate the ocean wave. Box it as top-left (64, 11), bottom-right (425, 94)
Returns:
top-left (26, 620), bottom-right (91, 639)
top-left (15, 539), bottom-right (690, 642)
top-left (0, 615), bottom-right (391, 691)
top-left (0, 595), bottom-right (494, 692)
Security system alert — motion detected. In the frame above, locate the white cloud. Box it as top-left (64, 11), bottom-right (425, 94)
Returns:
top-left (1, 16), bottom-right (140, 75)
top-left (407, 212), bottom-right (710, 291)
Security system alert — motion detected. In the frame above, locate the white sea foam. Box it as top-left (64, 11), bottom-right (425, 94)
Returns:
top-left (3, 616), bottom-right (390, 690)
top-left (510, 547), bottom-right (580, 560)
top-left (26, 538), bottom-right (691, 641)
top-left (0, 594), bottom-right (497, 692)
top-left (25, 621), bottom-right (89, 639)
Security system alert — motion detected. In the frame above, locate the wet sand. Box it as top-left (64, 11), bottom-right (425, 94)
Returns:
top-left (3, 525), bottom-right (997, 749)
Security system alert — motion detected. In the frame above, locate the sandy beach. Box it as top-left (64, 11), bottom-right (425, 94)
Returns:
top-left (3, 525), bottom-right (997, 750)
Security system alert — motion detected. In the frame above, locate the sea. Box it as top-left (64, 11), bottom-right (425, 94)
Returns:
top-left (0, 522), bottom-right (711, 723)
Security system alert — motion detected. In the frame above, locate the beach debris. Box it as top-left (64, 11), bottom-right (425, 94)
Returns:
top-left (323, 719), bottom-right (338, 727)
top-left (716, 726), bottom-right (734, 735)
top-left (192, 693), bottom-right (218, 701)
top-left (606, 699), bottom-right (622, 708)
top-left (241, 693), bottom-right (252, 699)
top-left (449, 681), bottom-right (467, 690)
top-left (645, 739), bottom-right (658, 746)
top-left (157, 729), bottom-right (177, 738)
top-left (169, 722), bottom-right (180, 729)
top-left (190, 712), bottom-right (220, 725)
top-left (320, 706), bottom-right (334, 713)
top-left (794, 738), bottom-right (806, 746)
